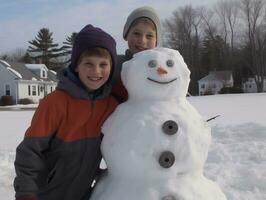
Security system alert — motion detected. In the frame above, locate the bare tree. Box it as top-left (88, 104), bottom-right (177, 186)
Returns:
top-left (212, 0), bottom-right (242, 85)
top-left (215, 0), bottom-right (239, 54)
top-left (240, 0), bottom-right (266, 92)
top-left (0, 48), bottom-right (28, 62)
top-left (201, 7), bottom-right (230, 71)
top-left (164, 5), bottom-right (203, 67)
top-left (163, 5), bottom-right (204, 94)
top-left (201, 8), bottom-right (218, 41)
top-left (215, 1), bottom-right (229, 44)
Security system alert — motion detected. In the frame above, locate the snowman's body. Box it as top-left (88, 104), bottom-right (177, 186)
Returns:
top-left (90, 48), bottom-right (226, 200)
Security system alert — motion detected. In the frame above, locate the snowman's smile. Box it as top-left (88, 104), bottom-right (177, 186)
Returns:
top-left (147, 77), bottom-right (178, 84)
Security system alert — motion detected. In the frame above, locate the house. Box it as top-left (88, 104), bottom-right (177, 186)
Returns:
top-left (242, 77), bottom-right (266, 93)
top-left (198, 70), bottom-right (233, 95)
top-left (0, 60), bottom-right (58, 104)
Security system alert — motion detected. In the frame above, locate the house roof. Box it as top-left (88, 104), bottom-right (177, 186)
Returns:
top-left (25, 64), bottom-right (49, 71)
top-left (198, 70), bottom-right (232, 82)
top-left (47, 70), bottom-right (57, 82)
top-left (0, 60), bottom-right (57, 82)
top-left (4, 61), bottom-right (40, 80)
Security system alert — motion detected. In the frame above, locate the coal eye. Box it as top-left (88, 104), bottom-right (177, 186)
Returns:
top-left (166, 59), bottom-right (174, 67)
top-left (148, 60), bottom-right (157, 68)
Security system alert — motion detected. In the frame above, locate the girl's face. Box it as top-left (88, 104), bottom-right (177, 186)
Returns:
top-left (126, 21), bottom-right (157, 55)
top-left (75, 55), bottom-right (111, 91)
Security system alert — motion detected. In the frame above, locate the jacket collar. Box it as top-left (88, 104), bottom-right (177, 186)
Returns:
top-left (56, 66), bottom-right (112, 100)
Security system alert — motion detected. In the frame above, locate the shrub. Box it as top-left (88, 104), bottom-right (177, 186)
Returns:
top-left (0, 95), bottom-right (14, 106)
top-left (219, 87), bottom-right (244, 94)
top-left (18, 98), bottom-right (34, 105)
top-left (203, 90), bottom-right (214, 95)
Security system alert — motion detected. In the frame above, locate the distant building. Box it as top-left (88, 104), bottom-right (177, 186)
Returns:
top-left (198, 70), bottom-right (233, 95)
top-left (242, 77), bottom-right (266, 93)
top-left (0, 60), bottom-right (57, 104)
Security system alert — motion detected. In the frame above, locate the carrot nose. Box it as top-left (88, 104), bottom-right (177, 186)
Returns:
top-left (157, 67), bottom-right (168, 75)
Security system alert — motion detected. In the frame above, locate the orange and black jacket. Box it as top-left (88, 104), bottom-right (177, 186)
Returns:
top-left (14, 68), bottom-right (118, 200)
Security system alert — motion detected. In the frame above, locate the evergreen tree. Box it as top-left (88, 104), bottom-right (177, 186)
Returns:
top-left (0, 54), bottom-right (8, 61)
top-left (62, 32), bottom-right (77, 53)
top-left (28, 28), bottom-right (61, 68)
top-left (60, 32), bottom-right (77, 63)
top-left (20, 52), bottom-right (32, 63)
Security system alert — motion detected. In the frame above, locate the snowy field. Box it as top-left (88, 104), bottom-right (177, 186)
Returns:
top-left (0, 93), bottom-right (265, 200)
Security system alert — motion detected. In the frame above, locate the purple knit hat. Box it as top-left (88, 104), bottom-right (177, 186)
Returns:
top-left (70, 24), bottom-right (117, 70)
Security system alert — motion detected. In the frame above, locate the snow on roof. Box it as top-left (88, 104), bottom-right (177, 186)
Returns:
top-left (25, 64), bottom-right (48, 71)
top-left (6, 61), bottom-right (40, 80)
top-left (198, 70), bottom-right (232, 82)
top-left (0, 59), bottom-right (11, 67)
top-left (50, 70), bottom-right (57, 75)
top-left (7, 67), bottom-right (23, 79)
top-left (0, 61), bottom-right (57, 82)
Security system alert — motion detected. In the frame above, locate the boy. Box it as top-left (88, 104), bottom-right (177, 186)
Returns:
top-left (112, 6), bottom-right (161, 102)
top-left (14, 24), bottom-right (118, 200)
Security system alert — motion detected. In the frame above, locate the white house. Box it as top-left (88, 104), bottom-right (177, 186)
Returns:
top-left (0, 60), bottom-right (58, 104)
top-left (242, 77), bottom-right (266, 93)
top-left (198, 70), bottom-right (234, 95)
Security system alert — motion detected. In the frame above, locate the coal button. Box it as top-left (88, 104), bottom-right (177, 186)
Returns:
top-left (159, 151), bottom-right (175, 168)
top-left (162, 120), bottom-right (178, 135)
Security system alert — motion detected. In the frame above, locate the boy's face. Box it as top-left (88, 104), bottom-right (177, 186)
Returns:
top-left (126, 21), bottom-right (157, 55)
top-left (75, 55), bottom-right (111, 91)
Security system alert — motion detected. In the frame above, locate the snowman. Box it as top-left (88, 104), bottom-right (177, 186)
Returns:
top-left (90, 47), bottom-right (227, 200)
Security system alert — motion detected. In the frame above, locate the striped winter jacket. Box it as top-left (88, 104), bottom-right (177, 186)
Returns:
top-left (14, 68), bottom-right (118, 200)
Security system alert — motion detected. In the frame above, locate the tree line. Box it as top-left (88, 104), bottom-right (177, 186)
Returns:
top-left (163, 0), bottom-right (266, 94)
top-left (1, 0), bottom-right (265, 94)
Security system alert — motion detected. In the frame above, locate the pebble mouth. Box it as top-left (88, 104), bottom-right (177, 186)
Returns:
top-left (147, 77), bottom-right (178, 84)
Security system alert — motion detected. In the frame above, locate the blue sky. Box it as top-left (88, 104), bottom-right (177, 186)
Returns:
top-left (0, 0), bottom-right (217, 55)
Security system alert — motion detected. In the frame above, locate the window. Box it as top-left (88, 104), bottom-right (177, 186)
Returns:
top-left (50, 86), bottom-right (53, 92)
top-left (38, 85), bottom-right (40, 96)
top-left (5, 84), bottom-right (10, 96)
top-left (32, 85), bottom-right (37, 96)
top-left (42, 70), bottom-right (46, 78)
top-left (201, 84), bottom-right (205, 89)
top-left (28, 85), bottom-right (31, 96)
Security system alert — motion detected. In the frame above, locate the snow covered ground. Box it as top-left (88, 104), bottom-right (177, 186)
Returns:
top-left (189, 93), bottom-right (266, 200)
top-left (0, 93), bottom-right (265, 200)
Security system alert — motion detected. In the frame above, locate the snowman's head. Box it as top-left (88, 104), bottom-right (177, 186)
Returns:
top-left (121, 47), bottom-right (190, 100)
